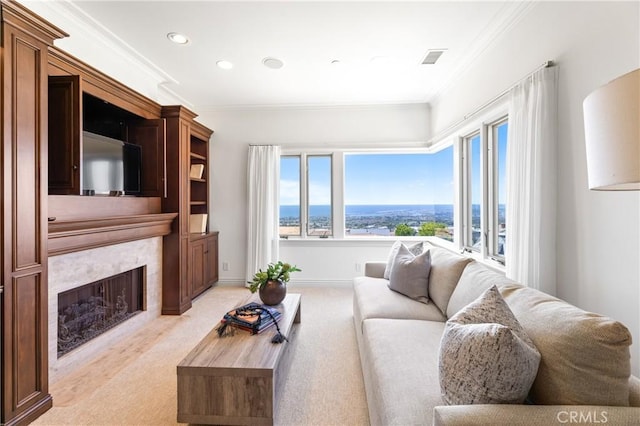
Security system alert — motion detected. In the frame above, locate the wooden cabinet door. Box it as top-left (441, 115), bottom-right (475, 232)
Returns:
top-left (127, 119), bottom-right (166, 197)
top-left (206, 233), bottom-right (219, 285)
top-left (1, 2), bottom-right (65, 423)
top-left (48, 75), bottom-right (81, 195)
top-left (189, 239), bottom-right (206, 298)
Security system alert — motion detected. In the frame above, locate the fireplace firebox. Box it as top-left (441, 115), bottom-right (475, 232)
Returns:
top-left (57, 267), bottom-right (144, 357)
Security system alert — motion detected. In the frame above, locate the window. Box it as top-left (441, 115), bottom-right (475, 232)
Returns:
top-left (307, 155), bottom-right (332, 237)
top-left (343, 150), bottom-right (454, 240)
top-left (279, 154), bottom-right (333, 238)
top-left (279, 116), bottom-right (506, 268)
top-left (460, 116), bottom-right (508, 262)
top-left (463, 132), bottom-right (482, 251)
top-left (491, 119), bottom-right (508, 259)
top-left (279, 156), bottom-right (301, 237)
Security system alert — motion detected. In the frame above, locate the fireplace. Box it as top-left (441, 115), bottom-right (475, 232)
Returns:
top-left (48, 237), bottom-right (162, 383)
top-left (57, 267), bottom-right (144, 357)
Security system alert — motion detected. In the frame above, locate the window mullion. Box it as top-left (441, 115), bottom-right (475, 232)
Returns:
top-left (488, 125), bottom-right (498, 257)
top-left (453, 138), bottom-right (464, 250)
top-left (480, 124), bottom-right (489, 259)
top-left (301, 153), bottom-right (309, 237)
top-left (464, 138), bottom-right (472, 249)
top-left (333, 153), bottom-right (345, 239)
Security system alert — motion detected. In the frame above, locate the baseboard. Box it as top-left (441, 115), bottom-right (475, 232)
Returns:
top-left (214, 279), bottom-right (351, 288)
top-left (4, 393), bottom-right (53, 426)
top-left (289, 279), bottom-right (351, 288)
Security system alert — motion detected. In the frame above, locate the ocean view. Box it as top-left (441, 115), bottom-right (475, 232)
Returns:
top-left (280, 204), bottom-right (505, 240)
top-left (281, 204), bottom-right (456, 221)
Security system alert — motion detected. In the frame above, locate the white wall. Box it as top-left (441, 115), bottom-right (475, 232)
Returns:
top-left (430, 1), bottom-right (640, 376)
top-left (196, 104), bottom-right (431, 284)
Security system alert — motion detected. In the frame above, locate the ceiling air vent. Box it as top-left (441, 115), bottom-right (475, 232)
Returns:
top-left (421, 49), bottom-right (446, 65)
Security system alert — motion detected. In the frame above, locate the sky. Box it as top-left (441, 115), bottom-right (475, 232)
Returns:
top-left (343, 150), bottom-right (454, 205)
top-left (280, 149), bottom-right (455, 205)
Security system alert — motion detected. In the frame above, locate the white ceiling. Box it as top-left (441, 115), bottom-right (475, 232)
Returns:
top-left (60, 1), bottom-right (530, 108)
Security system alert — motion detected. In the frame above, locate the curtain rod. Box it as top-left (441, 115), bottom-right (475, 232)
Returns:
top-left (427, 60), bottom-right (553, 146)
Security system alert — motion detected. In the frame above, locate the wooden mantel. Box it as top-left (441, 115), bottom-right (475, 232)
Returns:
top-left (48, 195), bottom-right (177, 256)
top-left (48, 213), bottom-right (177, 256)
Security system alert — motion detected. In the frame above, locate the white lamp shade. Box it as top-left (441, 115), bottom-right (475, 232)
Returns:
top-left (583, 68), bottom-right (639, 190)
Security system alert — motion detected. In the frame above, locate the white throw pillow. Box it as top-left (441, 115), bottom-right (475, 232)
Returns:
top-left (438, 285), bottom-right (540, 405)
top-left (383, 240), bottom-right (423, 279)
top-left (388, 245), bottom-right (431, 303)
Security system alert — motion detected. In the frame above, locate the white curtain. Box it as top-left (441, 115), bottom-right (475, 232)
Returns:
top-left (505, 67), bottom-right (558, 295)
top-left (246, 145), bottom-right (281, 284)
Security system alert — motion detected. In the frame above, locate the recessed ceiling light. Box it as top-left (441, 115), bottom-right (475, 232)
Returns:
top-left (216, 60), bottom-right (233, 70)
top-left (167, 32), bottom-right (189, 45)
top-left (262, 57), bottom-right (284, 70)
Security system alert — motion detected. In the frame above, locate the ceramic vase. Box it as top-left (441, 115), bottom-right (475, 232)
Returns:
top-left (259, 279), bottom-right (286, 305)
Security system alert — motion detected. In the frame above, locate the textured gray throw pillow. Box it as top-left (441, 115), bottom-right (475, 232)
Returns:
top-left (438, 285), bottom-right (540, 405)
top-left (383, 240), bottom-right (423, 279)
top-left (388, 244), bottom-right (431, 303)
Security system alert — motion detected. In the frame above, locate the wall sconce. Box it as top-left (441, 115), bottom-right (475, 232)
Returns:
top-left (583, 68), bottom-right (639, 190)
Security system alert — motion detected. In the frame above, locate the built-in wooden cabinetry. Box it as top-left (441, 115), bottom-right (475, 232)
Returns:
top-left (46, 54), bottom-right (219, 316)
top-left (161, 106), bottom-right (218, 314)
top-left (0, 2), bottom-right (66, 425)
top-left (48, 75), bottom-right (81, 194)
top-left (47, 65), bottom-right (166, 198)
top-left (2, 2), bottom-right (218, 424)
top-left (190, 233), bottom-right (219, 299)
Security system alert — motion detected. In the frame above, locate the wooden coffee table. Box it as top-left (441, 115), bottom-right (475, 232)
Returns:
top-left (177, 293), bottom-right (301, 425)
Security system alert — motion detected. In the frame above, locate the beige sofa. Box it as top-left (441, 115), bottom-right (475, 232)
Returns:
top-left (353, 242), bottom-right (640, 425)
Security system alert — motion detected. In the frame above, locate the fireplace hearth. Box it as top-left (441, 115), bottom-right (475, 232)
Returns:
top-left (58, 267), bottom-right (144, 357)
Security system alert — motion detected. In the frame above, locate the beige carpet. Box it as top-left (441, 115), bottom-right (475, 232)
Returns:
top-left (32, 285), bottom-right (369, 426)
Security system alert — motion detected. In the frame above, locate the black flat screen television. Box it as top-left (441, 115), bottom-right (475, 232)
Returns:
top-left (82, 131), bottom-right (141, 195)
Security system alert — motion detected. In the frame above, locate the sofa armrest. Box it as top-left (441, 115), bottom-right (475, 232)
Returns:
top-left (433, 404), bottom-right (638, 425)
top-left (364, 261), bottom-right (386, 278)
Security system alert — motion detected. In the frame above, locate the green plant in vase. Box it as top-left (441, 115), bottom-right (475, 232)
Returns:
top-left (249, 261), bottom-right (301, 305)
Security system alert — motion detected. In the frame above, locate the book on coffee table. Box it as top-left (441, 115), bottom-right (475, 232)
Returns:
top-left (221, 302), bottom-right (282, 335)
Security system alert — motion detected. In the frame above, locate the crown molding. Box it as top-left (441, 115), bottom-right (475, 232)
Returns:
top-left (20, 0), bottom-right (178, 93)
top-left (427, 1), bottom-right (537, 106)
top-left (195, 101), bottom-right (429, 114)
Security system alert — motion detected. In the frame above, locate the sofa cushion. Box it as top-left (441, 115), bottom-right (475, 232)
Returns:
top-left (427, 246), bottom-right (474, 315)
top-left (362, 319), bottom-right (445, 425)
top-left (388, 245), bottom-right (431, 303)
top-left (353, 277), bottom-right (446, 331)
top-left (446, 262), bottom-right (520, 318)
top-left (439, 286), bottom-right (540, 405)
top-left (383, 241), bottom-right (423, 279)
top-left (500, 284), bottom-right (632, 406)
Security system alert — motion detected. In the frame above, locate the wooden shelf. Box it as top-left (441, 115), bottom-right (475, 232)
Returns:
top-left (161, 105), bottom-right (215, 315)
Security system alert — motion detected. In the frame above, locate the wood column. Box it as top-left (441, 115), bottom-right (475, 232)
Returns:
top-left (1, 1), bottom-right (67, 425)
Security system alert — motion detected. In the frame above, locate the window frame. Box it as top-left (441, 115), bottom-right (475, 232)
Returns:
top-left (305, 154), bottom-right (334, 237)
top-left (279, 154), bottom-right (303, 238)
top-left (279, 151), bottom-right (335, 239)
top-left (461, 130), bottom-right (483, 252)
top-left (488, 117), bottom-right (508, 262)
top-left (456, 107), bottom-right (508, 267)
top-left (281, 146), bottom-right (456, 241)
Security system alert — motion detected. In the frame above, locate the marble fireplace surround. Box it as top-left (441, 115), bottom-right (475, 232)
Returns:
top-left (48, 237), bottom-right (163, 383)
